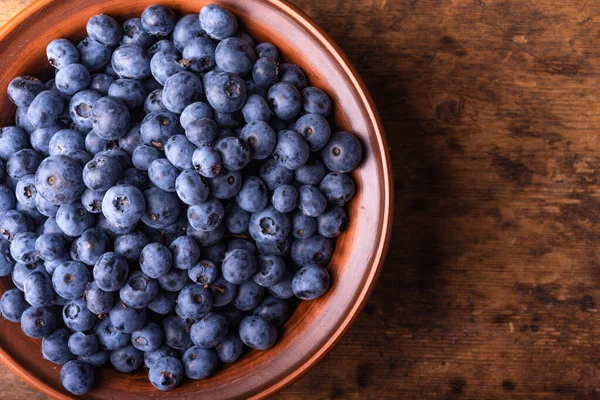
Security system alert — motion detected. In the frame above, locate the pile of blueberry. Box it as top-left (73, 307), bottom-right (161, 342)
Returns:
top-left (0, 3), bottom-right (362, 395)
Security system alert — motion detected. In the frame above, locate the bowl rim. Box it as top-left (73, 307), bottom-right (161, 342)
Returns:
top-left (0, 0), bottom-right (394, 398)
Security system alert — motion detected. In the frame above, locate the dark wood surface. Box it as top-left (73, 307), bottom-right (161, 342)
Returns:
top-left (2, 0), bottom-right (600, 398)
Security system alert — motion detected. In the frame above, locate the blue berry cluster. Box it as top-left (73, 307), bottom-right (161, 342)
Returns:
top-left (0, 3), bottom-right (362, 395)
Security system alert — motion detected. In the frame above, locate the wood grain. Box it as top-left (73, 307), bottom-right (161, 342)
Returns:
top-left (4, 0), bottom-right (600, 399)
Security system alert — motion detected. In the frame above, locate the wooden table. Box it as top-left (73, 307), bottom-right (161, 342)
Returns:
top-left (4, 0), bottom-right (600, 398)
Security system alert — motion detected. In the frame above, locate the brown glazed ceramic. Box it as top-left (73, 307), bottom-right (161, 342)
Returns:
top-left (0, 0), bottom-right (392, 398)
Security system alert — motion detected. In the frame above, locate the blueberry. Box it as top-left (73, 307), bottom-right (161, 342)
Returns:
top-left (84, 131), bottom-right (106, 156)
top-left (0, 288), bottom-right (28, 322)
top-left (215, 37), bottom-right (256, 76)
top-left (224, 204), bottom-right (250, 234)
top-left (35, 196), bottom-right (59, 218)
top-left (221, 248), bottom-right (256, 284)
top-left (30, 123), bottom-right (63, 156)
top-left (63, 298), bottom-right (97, 331)
top-left (233, 281), bottom-right (264, 311)
top-left (300, 87), bottom-right (331, 118)
top-left (162, 72), bottom-right (204, 114)
top-left (185, 118), bottom-right (219, 147)
top-left (271, 184), bottom-right (298, 213)
top-left (177, 284), bottom-right (213, 319)
top-left (190, 312), bottom-right (228, 348)
top-left (55, 63), bottom-right (90, 96)
top-left (143, 89), bottom-right (166, 114)
top-left (298, 184), bottom-right (327, 217)
top-left (7, 150), bottom-right (40, 183)
top-left (131, 322), bottom-right (163, 352)
top-left (112, 44), bottom-right (152, 79)
top-left (120, 270), bottom-right (159, 308)
top-left (102, 184), bottom-right (146, 228)
top-left (255, 42), bottom-right (279, 60)
top-left (278, 63), bottom-right (307, 90)
top-left (90, 73), bottom-right (115, 95)
top-left (180, 102), bottom-right (214, 129)
top-left (183, 37), bottom-right (217, 73)
top-left (227, 238), bottom-right (257, 255)
top-left (199, 4), bottom-right (238, 40)
top-left (291, 211), bottom-right (317, 239)
top-left (82, 155), bottom-right (122, 192)
top-left (0, 210), bottom-right (33, 241)
top-left (234, 177), bottom-right (267, 213)
top-left (203, 242), bottom-right (226, 266)
top-left (68, 91), bottom-right (102, 132)
top-left (60, 360), bottom-right (94, 395)
top-left (21, 306), bottom-right (57, 338)
top-left (245, 80), bottom-right (267, 97)
top-left (149, 290), bottom-right (177, 314)
top-left (132, 145), bottom-right (161, 170)
top-left (0, 239), bottom-right (14, 277)
top-left (173, 14), bottom-right (206, 51)
top-left (141, 5), bottom-right (176, 36)
top-left (216, 136), bottom-right (250, 171)
top-left (253, 254), bottom-right (286, 288)
top-left (252, 296), bottom-right (290, 328)
top-left (142, 187), bottom-right (180, 229)
top-left (35, 234), bottom-right (65, 262)
top-left (12, 261), bottom-right (44, 291)
top-left (150, 51), bottom-right (189, 85)
top-left (35, 155), bottom-right (85, 205)
top-left (293, 116), bottom-right (331, 153)
top-left (0, 185), bottom-right (15, 213)
top-left (163, 315), bottom-right (192, 350)
top-left (144, 345), bottom-right (179, 369)
top-left (0, 126), bottom-right (28, 161)
top-left (140, 110), bottom-right (183, 148)
top-left (104, 62), bottom-right (119, 79)
top-left (109, 302), bottom-right (147, 333)
top-left (321, 131), bottom-right (363, 173)
top-left (7, 76), bottom-right (45, 107)
top-left (121, 18), bottom-right (155, 48)
top-left (77, 37), bottom-right (111, 72)
top-left (209, 170), bottom-right (243, 202)
top-left (68, 331), bottom-right (99, 357)
top-left (92, 253), bottom-right (128, 293)
top-left (290, 234), bottom-right (333, 266)
top-left (79, 350), bottom-right (109, 367)
top-left (48, 129), bottom-right (85, 157)
top-left (214, 332), bottom-right (243, 363)
top-left (91, 96), bottom-right (130, 140)
top-left (187, 260), bottom-right (218, 285)
top-left (114, 231), bottom-right (149, 260)
top-left (239, 316), bottom-right (277, 350)
top-left (84, 281), bottom-right (114, 314)
top-left (292, 264), bottom-right (330, 300)
top-left (208, 276), bottom-right (237, 307)
top-left (205, 71), bottom-right (247, 113)
top-left (148, 356), bottom-right (183, 391)
top-left (108, 78), bottom-right (148, 109)
top-left (15, 107), bottom-right (35, 134)
top-left (117, 124), bottom-right (143, 156)
top-left (96, 147), bottom-right (131, 169)
top-left (252, 57), bottom-right (278, 88)
top-left (71, 228), bottom-right (108, 265)
top-left (191, 147), bottom-right (221, 181)
top-left (272, 130), bottom-right (310, 171)
top-left (175, 170), bottom-right (209, 205)
top-left (168, 236), bottom-right (200, 270)
top-left (241, 95), bottom-right (272, 125)
top-left (187, 197), bottom-right (224, 232)
top-left (79, 188), bottom-right (103, 215)
top-left (23, 269), bottom-right (55, 307)
top-left (87, 14), bottom-right (122, 46)
top-left (55, 202), bottom-right (94, 236)
top-left (267, 270), bottom-right (294, 299)
top-left (110, 344), bottom-right (144, 373)
top-left (140, 242), bottom-right (173, 278)
top-left (164, 135), bottom-right (196, 171)
top-left (42, 328), bottom-right (74, 364)
top-left (52, 260), bottom-right (91, 299)
top-left (94, 317), bottom-right (130, 349)
top-left (10, 231), bottom-right (39, 264)
top-left (258, 157), bottom-right (293, 191)
top-left (318, 207), bottom-right (349, 238)
top-left (248, 206), bottom-right (291, 245)
top-left (148, 159), bottom-right (179, 192)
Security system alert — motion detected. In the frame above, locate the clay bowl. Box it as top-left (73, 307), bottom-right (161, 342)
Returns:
top-left (0, 0), bottom-right (392, 398)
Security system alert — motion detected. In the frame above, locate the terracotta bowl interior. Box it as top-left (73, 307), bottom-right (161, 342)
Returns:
top-left (0, 0), bottom-right (392, 398)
